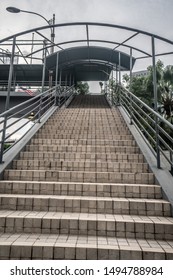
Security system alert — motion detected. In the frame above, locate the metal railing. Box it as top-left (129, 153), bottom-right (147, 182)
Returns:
top-left (106, 83), bottom-right (173, 174)
top-left (0, 84), bottom-right (76, 163)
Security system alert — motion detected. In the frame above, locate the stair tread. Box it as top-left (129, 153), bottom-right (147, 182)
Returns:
top-left (0, 193), bottom-right (167, 202)
top-left (0, 95), bottom-right (172, 259)
top-left (0, 180), bottom-right (160, 187)
top-left (0, 233), bottom-right (173, 259)
top-left (0, 210), bottom-right (172, 222)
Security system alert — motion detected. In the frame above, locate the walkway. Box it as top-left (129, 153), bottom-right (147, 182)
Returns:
top-left (0, 95), bottom-right (173, 259)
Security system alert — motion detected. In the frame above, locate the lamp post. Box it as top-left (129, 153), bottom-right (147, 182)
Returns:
top-left (6, 6), bottom-right (55, 53)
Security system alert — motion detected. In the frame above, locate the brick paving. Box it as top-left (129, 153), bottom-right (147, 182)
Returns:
top-left (0, 95), bottom-right (173, 259)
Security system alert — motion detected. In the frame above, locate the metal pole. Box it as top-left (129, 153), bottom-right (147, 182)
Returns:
top-left (55, 52), bottom-right (59, 105)
top-left (111, 69), bottom-right (113, 105)
top-left (13, 70), bottom-right (16, 92)
top-left (55, 52), bottom-right (59, 87)
top-left (5, 37), bottom-right (16, 110)
top-left (65, 74), bottom-right (68, 106)
top-left (58, 70), bottom-right (62, 107)
top-left (130, 48), bottom-right (133, 91)
top-left (38, 42), bottom-right (46, 122)
top-left (119, 52), bottom-right (121, 84)
top-left (152, 36), bottom-right (161, 168)
top-left (116, 65), bottom-right (118, 83)
top-left (0, 36), bottom-right (16, 163)
top-left (129, 47), bottom-right (133, 124)
top-left (30, 32), bottom-right (34, 64)
top-left (51, 14), bottom-right (55, 54)
top-left (59, 70), bottom-right (62, 86)
top-left (41, 47), bottom-right (46, 92)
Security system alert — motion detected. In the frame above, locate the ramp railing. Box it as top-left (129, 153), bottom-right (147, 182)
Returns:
top-left (105, 83), bottom-right (173, 174)
top-left (0, 85), bottom-right (76, 163)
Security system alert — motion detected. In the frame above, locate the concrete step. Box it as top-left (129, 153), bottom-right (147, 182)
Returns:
top-left (0, 232), bottom-right (172, 259)
top-left (34, 134), bottom-right (134, 140)
top-left (0, 95), bottom-right (172, 260)
top-left (0, 211), bottom-right (172, 240)
top-left (39, 128), bottom-right (130, 134)
top-left (42, 123), bottom-right (128, 129)
top-left (20, 151), bottom-right (145, 162)
top-left (12, 160), bottom-right (149, 173)
top-left (25, 144), bottom-right (140, 154)
top-left (4, 169), bottom-right (155, 184)
top-left (31, 138), bottom-right (137, 147)
top-left (0, 181), bottom-right (162, 199)
top-left (0, 194), bottom-right (169, 216)
top-left (46, 121), bottom-right (126, 126)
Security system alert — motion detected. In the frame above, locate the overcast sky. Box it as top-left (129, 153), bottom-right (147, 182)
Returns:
top-left (1, 0), bottom-right (173, 91)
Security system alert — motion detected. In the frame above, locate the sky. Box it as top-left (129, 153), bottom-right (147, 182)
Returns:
top-left (1, 0), bottom-right (173, 92)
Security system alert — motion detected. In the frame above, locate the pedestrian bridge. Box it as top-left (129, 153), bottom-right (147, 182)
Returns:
top-left (0, 22), bottom-right (173, 260)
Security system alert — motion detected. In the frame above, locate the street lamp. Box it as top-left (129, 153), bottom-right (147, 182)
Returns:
top-left (6, 6), bottom-right (55, 53)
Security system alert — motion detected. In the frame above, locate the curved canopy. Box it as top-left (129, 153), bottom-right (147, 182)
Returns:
top-left (46, 46), bottom-right (135, 81)
top-left (0, 21), bottom-right (173, 85)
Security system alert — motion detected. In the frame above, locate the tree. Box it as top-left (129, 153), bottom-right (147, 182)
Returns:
top-left (76, 82), bottom-right (89, 95)
top-left (146, 60), bottom-right (164, 100)
top-left (122, 73), bottom-right (149, 103)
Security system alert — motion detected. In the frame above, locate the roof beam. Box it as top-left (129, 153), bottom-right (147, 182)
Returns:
top-left (35, 31), bottom-right (64, 50)
top-left (57, 39), bottom-right (151, 57)
top-left (112, 32), bottom-right (139, 51)
top-left (16, 44), bottom-right (29, 64)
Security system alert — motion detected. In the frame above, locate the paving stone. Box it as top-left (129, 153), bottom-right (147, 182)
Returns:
top-left (0, 95), bottom-right (172, 260)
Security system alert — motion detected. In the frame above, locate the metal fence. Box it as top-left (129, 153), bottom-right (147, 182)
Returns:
top-left (106, 84), bottom-right (173, 174)
top-left (0, 85), bottom-right (75, 163)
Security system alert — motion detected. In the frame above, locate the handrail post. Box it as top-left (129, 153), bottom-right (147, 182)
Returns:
top-left (0, 36), bottom-right (16, 163)
top-left (170, 151), bottom-right (173, 175)
top-left (118, 52), bottom-right (121, 84)
top-left (38, 42), bottom-right (46, 122)
top-left (152, 36), bottom-right (161, 168)
top-left (55, 52), bottom-right (59, 106)
top-left (129, 47), bottom-right (133, 124)
top-left (111, 69), bottom-right (113, 105)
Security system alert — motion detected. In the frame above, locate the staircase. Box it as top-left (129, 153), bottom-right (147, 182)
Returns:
top-left (0, 95), bottom-right (173, 260)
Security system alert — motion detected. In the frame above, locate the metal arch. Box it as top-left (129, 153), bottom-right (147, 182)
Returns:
top-left (58, 39), bottom-right (151, 57)
top-left (25, 38), bottom-right (151, 60)
top-left (112, 32), bottom-right (139, 51)
top-left (45, 45), bottom-right (135, 72)
top-left (1, 21), bottom-right (173, 47)
top-left (35, 31), bottom-right (64, 51)
top-left (1, 21), bottom-right (172, 64)
top-left (55, 59), bottom-right (119, 71)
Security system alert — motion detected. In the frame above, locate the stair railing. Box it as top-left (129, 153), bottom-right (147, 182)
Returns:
top-left (56, 84), bottom-right (76, 107)
top-left (105, 83), bottom-right (173, 174)
top-left (0, 84), bottom-right (76, 163)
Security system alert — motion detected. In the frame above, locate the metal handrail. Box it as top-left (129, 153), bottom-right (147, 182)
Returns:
top-left (105, 83), bottom-right (173, 173)
top-left (0, 84), bottom-right (76, 163)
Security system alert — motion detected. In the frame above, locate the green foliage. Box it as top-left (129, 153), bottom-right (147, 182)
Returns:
top-left (4, 143), bottom-right (11, 150)
top-left (121, 60), bottom-right (173, 152)
top-left (76, 82), bottom-right (89, 95)
top-left (122, 60), bottom-right (173, 108)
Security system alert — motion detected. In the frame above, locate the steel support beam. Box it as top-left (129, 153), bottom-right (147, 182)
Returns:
top-left (129, 47), bottom-right (133, 124)
top-left (152, 36), bottom-right (161, 169)
top-left (0, 36), bottom-right (16, 163)
top-left (30, 32), bottom-right (35, 64)
top-left (41, 44), bottom-right (46, 92)
top-left (118, 52), bottom-right (121, 83)
top-left (55, 52), bottom-right (59, 87)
